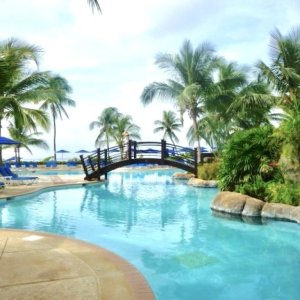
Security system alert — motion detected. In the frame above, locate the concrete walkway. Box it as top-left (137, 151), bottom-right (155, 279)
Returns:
top-left (0, 174), bottom-right (155, 300)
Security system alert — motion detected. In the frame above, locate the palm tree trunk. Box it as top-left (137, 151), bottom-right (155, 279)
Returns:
top-left (106, 132), bottom-right (109, 150)
top-left (192, 116), bottom-right (201, 163)
top-left (0, 119), bottom-right (2, 165)
top-left (53, 114), bottom-right (57, 162)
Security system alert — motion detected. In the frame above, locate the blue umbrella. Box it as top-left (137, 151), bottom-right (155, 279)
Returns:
top-left (75, 149), bottom-right (90, 154)
top-left (0, 136), bottom-right (20, 145)
top-left (56, 149), bottom-right (70, 160)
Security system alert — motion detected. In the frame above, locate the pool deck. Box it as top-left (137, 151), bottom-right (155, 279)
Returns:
top-left (0, 171), bottom-right (155, 300)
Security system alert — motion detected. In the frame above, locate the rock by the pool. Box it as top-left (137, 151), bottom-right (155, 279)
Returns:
top-left (188, 178), bottom-right (218, 188)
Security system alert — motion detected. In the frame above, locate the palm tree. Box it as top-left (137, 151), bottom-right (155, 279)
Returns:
top-left (140, 40), bottom-right (217, 161)
top-left (39, 74), bottom-right (75, 162)
top-left (89, 107), bottom-right (120, 149)
top-left (0, 38), bottom-right (50, 163)
top-left (258, 27), bottom-right (300, 182)
top-left (258, 27), bottom-right (300, 117)
top-left (154, 110), bottom-right (182, 145)
top-left (111, 114), bottom-right (141, 158)
top-left (8, 123), bottom-right (49, 161)
top-left (87, 0), bottom-right (101, 12)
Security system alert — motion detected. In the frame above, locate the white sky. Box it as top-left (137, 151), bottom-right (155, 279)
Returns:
top-left (0, 0), bottom-right (299, 161)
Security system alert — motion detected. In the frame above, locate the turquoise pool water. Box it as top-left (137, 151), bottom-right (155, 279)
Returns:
top-left (15, 169), bottom-right (83, 175)
top-left (1, 169), bottom-right (300, 299)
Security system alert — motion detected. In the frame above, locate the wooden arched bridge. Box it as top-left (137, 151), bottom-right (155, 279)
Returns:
top-left (80, 140), bottom-right (212, 181)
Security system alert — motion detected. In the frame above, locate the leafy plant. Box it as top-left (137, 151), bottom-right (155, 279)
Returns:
top-left (235, 177), bottom-right (269, 201)
top-left (218, 126), bottom-right (281, 191)
top-left (198, 161), bottom-right (219, 180)
top-left (266, 182), bottom-right (300, 206)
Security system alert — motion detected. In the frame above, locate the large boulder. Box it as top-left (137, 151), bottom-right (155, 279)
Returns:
top-left (211, 191), bottom-right (300, 224)
top-left (290, 207), bottom-right (300, 224)
top-left (261, 203), bottom-right (296, 221)
top-left (172, 172), bottom-right (195, 180)
top-left (188, 178), bottom-right (218, 188)
top-left (211, 191), bottom-right (247, 215)
top-left (242, 197), bottom-right (265, 217)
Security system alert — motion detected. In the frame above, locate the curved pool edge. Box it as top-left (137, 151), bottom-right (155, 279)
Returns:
top-left (0, 175), bottom-right (102, 200)
top-left (0, 228), bottom-right (155, 300)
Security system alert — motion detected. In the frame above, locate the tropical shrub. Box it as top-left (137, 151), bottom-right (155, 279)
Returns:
top-left (218, 126), bottom-right (281, 191)
top-left (235, 177), bottom-right (269, 201)
top-left (198, 161), bottom-right (219, 180)
top-left (266, 182), bottom-right (300, 206)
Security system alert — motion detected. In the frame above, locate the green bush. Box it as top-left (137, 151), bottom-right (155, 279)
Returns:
top-left (266, 182), bottom-right (300, 206)
top-left (235, 177), bottom-right (269, 201)
top-left (218, 126), bottom-right (281, 191)
top-left (198, 161), bottom-right (219, 180)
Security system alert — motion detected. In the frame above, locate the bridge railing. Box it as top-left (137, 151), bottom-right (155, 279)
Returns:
top-left (80, 140), bottom-right (198, 180)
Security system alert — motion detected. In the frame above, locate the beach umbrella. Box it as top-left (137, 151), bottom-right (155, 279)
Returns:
top-left (75, 149), bottom-right (90, 154)
top-left (0, 136), bottom-right (20, 145)
top-left (56, 149), bottom-right (70, 160)
top-left (0, 136), bottom-right (21, 164)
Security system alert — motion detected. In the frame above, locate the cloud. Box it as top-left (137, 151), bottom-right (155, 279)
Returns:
top-left (0, 0), bottom-right (299, 160)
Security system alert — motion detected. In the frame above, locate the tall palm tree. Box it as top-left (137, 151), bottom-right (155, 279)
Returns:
top-left (140, 40), bottom-right (217, 161)
top-left (0, 38), bottom-right (50, 163)
top-left (39, 74), bottom-right (75, 161)
top-left (89, 107), bottom-right (120, 149)
top-left (154, 110), bottom-right (182, 146)
top-left (87, 0), bottom-right (101, 12)
top-left (258, 27), bottom-right (300, 181)
top-left (8, 123), bottom-right (49, 160)
top-left (258, 27), bottom-right (300, 116)
top-left (111, 114), bottom-right (141, 158)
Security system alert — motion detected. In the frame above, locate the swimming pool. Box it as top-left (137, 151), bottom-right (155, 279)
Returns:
top-left (1, 169), bottom-right (300, 299)
top-left (14, 168), bottom-right (83, 176)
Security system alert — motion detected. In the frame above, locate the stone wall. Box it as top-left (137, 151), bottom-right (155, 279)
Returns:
top-left (211, 191), bottom-right (300, 224)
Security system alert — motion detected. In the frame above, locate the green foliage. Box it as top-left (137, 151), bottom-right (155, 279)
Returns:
top-left (198, 161), bottom-right (219, 180)
top-left (235, 177), bottom-right (269, 201)
top-left (278, 114), bottom-right (300, 161)
top-left (266, 182), bottom-right (300, 206)
top-left (218, 126), bottom-right (281, 191)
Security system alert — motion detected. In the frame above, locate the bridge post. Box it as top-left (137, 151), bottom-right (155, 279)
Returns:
top-left (104, 149), bottom-right (108, 180)
top-left (128, 140), bottom-right (132, 160)
top-left (194, 147), bottom-right (198, 177)
top-left (133, 141), bottom-right (137, 159)
top-left (88, 155), bottom-right (95, 172)
top-left (161, 139), bottom-right (166, 161)
top-left (97, 148), bottom-right (101, 170)
top-left (80, 155), bottom-right (88, 178)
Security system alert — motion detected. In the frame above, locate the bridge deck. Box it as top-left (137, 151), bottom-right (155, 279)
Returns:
top-left (80, 140), bottom-right (202, 180)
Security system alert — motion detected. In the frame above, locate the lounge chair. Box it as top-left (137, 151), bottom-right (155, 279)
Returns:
top-left (0, 166), bottom-right (38, 185)
top-left (67, 161), bottom-right (78, 167)
top-left (45, 161), bottom-right (57, 168)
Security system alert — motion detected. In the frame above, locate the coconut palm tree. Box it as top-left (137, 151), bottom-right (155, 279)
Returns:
top-left (7, 123), bottom-right (49, 161)
top-left (154, 110), bottom-right (182, 146)
top-left (0, 38), bottom-right (50, 163)
top-left (89, 107), bottom-right (120, 149)
top-left (111, 114), bottom-right (141, 158)
top-left (39, 74), bottom-right (75, 162)
top-left (140, 40), bottom-right (217, 161)
top-left (87, 0), bottom-right (101, 12)
top-left (258, 27), bottom-right (300, 116)
top-left (258, 27), bottom-right (300, 182)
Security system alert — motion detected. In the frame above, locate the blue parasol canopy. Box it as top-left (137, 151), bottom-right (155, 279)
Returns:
top-left (75, 149), bottom-right (90, 154)
top-left (56, 149), bottom-right (70, 161)
top-left (0, 136), bottom-right (20, 145)
top-left (56, 149), bottom-right (70, 153)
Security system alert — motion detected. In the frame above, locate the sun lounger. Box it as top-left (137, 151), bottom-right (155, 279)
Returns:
top-left (0, 166), bottom-right (38, 185)
top-left (45, 161), bottom-right (57, 168)
top-left (0, 181), bottom-right (5, 189)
